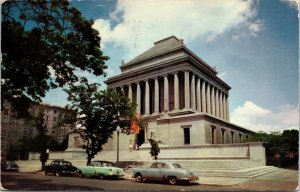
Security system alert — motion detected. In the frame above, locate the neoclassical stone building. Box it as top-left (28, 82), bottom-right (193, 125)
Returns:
top-left (105, 36), bottom-right (254, 150)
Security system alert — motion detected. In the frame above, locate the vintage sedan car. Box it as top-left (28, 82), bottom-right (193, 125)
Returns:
top-left (132, 162), bottom-right (199, 185)
top-left (77, 160), bottom-right (124, 179)
top-left (42, 160), bottom-right (78, 176)
top-left (1, 161), bottom-right (19, 172)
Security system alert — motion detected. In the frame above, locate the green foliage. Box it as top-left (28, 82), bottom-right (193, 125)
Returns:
top-left (148, 138), bottom-right (160, 160)
top-left (249, 130), bottom-right (298, 167)
top-left (1, 0), bottom-right (108, 116)
top-left (65, 80), bottom-right (136, 165)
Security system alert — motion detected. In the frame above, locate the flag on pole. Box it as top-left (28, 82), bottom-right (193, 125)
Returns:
top-left (131, 113), bottom-right (141, 134)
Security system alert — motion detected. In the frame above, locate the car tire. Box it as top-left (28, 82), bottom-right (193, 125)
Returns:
top-left (55, 171), bottom-right (61, 177)
top-left (135, 173), bottom-right (143, 183)
top-left (42, 171), bottom-right (47, 176)
top-left (168, 176), bottom-right (177, 185)
top-left (99, 174), bottom-right (104, 180)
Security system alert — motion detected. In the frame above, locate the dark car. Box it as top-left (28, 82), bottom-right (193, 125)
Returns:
top-left (42, 160), bottom-right (78, 176)
top-left (1, 161), bottom-right (19, 172)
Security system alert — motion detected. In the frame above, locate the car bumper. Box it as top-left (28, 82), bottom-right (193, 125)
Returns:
top-left (179, 176), bottom-right (199, 181)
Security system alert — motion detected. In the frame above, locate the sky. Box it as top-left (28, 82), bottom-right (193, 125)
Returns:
top-left (43, 0), bottom-right (299, 133)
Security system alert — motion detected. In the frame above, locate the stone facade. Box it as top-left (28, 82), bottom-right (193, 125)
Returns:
top-left (104, 36), bottom-right (254, 154)
top-left (1, 101), bottom-right (73, 156)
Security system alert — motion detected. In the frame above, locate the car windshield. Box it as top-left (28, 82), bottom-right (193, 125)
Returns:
top-left (172, 164), bottom-right (182, 168)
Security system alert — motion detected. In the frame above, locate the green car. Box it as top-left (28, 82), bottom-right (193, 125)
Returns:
top-left (77, 161), bottom-right (124, 179)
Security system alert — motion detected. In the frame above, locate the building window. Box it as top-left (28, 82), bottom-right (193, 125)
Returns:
top-left (211, 126), bottom-right (216, 144)
top-left (183, 128), bottom-right (190, 145)
top-left (239, 133), bottom-right (242, 143)
top-left (221, 128), bottom-right (225, 144)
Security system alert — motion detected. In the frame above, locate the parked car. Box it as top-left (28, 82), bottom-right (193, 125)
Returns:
top-left (77, 160), bottom-right (124, 179)
top-left (1, 161), bottom-right (19, 172)
top-left (42, 160), bottom-right (78, 176)
top-left (132, 162), bottom-right (199, 185)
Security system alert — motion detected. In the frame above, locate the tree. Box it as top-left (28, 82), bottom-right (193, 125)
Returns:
top-left (65, 79), bottom-right (136, 165)
top-left (30, 111), bottom-right (58, 168)
top-left (249, 130), bottom-right (299, 168)
top-left (148, 138), bottom-right (160, 161)
top-left (1, 0), bottom-right (109, 115)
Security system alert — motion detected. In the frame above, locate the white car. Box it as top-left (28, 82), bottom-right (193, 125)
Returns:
top-left (132, 162), bottom-right (199, 185)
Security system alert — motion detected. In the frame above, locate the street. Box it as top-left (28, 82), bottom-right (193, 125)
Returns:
top-left (0, 172), bottom-right (226, 191)
top-left (1, 170), bottom-right (298, 191)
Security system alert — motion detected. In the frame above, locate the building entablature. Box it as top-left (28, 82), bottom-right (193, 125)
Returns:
top-left (107, 59), bottom-right (230, 93)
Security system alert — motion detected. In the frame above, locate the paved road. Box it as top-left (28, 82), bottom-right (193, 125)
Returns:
top-left (1, 170), bottom-right (298, 191)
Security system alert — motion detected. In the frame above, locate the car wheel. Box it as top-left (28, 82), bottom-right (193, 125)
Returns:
top-left (55, 171), bottom-right (61, 177)
top-left (168, 176), bottom-right (177, 185)
top-left (135, 173), bottom-right (143, 183)
top-left (99, 174), bottom-right (104, 180)
top-left (42, 171), bottom-right (47, 176)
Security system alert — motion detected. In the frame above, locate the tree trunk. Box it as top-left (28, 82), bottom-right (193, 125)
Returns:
top-left (87, 155), bottom-right (92, 166)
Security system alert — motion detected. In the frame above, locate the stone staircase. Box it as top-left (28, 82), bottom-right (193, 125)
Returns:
top-left (175, 160), bottom-right (279, 178)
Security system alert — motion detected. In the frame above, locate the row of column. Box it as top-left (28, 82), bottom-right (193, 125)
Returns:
top-left (120, 70), bottom-right (230, 121)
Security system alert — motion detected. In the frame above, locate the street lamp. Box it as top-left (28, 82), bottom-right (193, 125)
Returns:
top-left (116, 125), bottom-right (121, 167)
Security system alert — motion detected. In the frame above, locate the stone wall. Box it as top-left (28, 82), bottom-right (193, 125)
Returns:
top-left (28, 142), bottom-right (266, 165)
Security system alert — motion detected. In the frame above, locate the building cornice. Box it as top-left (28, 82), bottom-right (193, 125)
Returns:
top-left (106, 55), bottom-right (230, 92)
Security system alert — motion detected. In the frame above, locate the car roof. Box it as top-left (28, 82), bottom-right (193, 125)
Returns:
top-left (52, 160), bottom-right (71, 163)
top-left (92, 160), bottom-right (114, 163)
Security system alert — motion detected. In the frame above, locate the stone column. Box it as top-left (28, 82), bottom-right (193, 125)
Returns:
top-left (136, 82), bottom-right (141, 114)
top-left (226, 95), bottom-right (230, 121)
top-left (145, 80), bottom-right (150, 115)
top-left (220, 92), bottom-right (223, 119)
top-left (174, 72), bottom-right (179, 110)
top-left (215, 89), bottom-right (219, 118)
top-left (191, 73), bottom-right (196, 110)
top-left (128, 84), bottom-right (132, 101)
top-left (211, 86), bottom-right (215, 116)
top-left (206, 83), bottom-right (211, 114)
top-left (201, 80), bottom-right (206, 113)
top-left (154, 78), bottom-right (159, 114)
top-left (121, 86), bottom-right (124, 93)
top-left (196, 77), bottom-right (201, 111)
top-left (164, 75), bottom-right (169, 112)
top-left (223, 94), bottom-right (227, 121)
top-left (184, 70), bottom-right (190, 109)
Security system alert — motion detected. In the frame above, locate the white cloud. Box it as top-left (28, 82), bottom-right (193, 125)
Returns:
top-left (280, 0), bottom-right (299, 10)
top-left (93, 0), bottom-right (262, 59)
top-left (248, 19), bottom-right (264, 37)
top-left (231, 101), bottom-right (299, 133)
top-left (217, 71), bottom-right (227, 79)
top-left (104, 67), bottom-right (115, 76)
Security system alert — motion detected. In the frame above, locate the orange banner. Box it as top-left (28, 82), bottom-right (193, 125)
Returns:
top-left (131, 113), bottom-right (140, 134)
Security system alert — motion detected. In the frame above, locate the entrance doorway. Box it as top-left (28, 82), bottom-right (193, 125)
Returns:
top-left (137, 129), bottom-right (145, 146)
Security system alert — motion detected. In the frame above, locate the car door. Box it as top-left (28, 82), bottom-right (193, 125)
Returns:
top-left (148, 163), bottom-right (163, 180)
top-left (86, 163), bottom-right (97, 176)
top-left (160, 163), bottom-right (170, 179)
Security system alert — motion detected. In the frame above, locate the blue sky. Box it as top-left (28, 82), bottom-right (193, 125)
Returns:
top-left (43, 0), bottom-right (299, 133)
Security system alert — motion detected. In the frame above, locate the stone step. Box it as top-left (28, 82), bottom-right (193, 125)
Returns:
top-left (176, 160), bottom-right (263, 171)
top-left (195, 166), bottom-right (279, 178)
